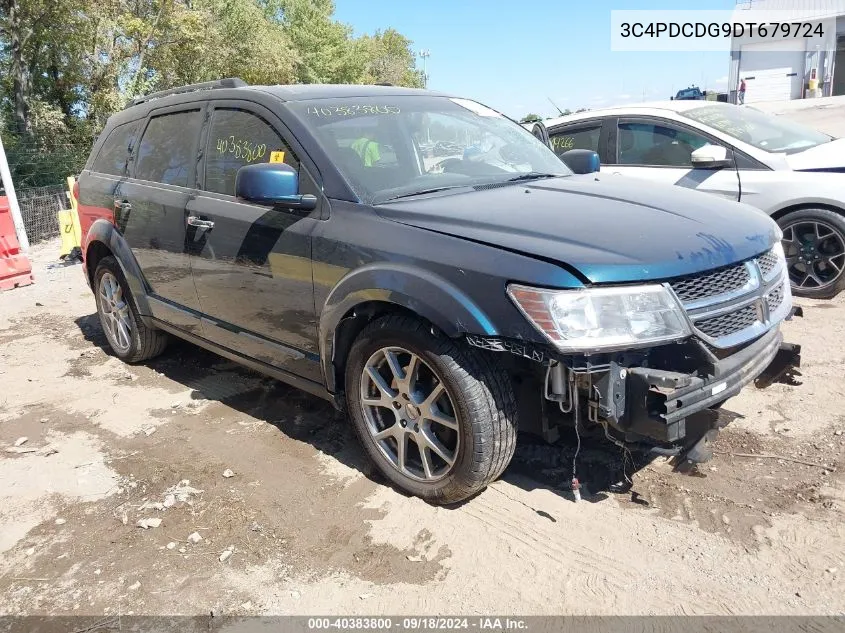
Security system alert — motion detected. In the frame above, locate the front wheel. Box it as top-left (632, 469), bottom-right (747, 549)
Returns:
top-left (779, 208), bottom-right (845, 299)
top-left (345, 315), bottom-right (517, 504)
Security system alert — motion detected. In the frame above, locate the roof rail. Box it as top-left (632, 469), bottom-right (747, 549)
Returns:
top-left (126, 78), bottom-right (248, 108)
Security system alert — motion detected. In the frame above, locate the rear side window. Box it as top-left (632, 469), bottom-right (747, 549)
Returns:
top-left (134, 110), bottom-right (203, 187)
top-left (92, 122), bottom-right (139, 176)
top-left (549, 124), bottom-right (602, 156)
top-left (204, 109), bottom-right (297, 196)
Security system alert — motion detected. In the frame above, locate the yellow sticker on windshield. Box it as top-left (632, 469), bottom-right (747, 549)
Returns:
top-left (269, 151), bottom-right (286, 163)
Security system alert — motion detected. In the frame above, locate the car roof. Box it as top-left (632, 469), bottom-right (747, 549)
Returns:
top-left (543, 100), bottom-right (729, 128)
top-left (254, 84), bottom-right (448, 101)
top-left (106, 82), bottom-right (454, 128)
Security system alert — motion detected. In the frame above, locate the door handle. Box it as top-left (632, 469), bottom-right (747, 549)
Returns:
top-left (187, 216), bottom-right (215, 229)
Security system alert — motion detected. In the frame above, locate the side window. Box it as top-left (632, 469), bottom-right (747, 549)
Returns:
top-left (549, 124), bottom-right (602, 156)
top-left (205, 109), bottom-right (298, 196)
top-left (617, 122), bottom-right (711, 167)
top-left (92, 122), bottom-right (139, 176)
top-left (134, 110), bottom-right (203, 187)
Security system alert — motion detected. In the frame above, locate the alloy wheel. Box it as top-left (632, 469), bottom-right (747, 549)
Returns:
top-left (98, 272), bottom-right (133, 353)
top-left (360, 346), bottom-right (460, 482)
top-left (782, 221), bottom-right (845, 290)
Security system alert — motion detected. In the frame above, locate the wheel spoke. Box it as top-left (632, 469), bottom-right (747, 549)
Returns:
top-left (422, 428), bottom-right (456, 465)
top-left (826, 254), bottom-right (844, 274)
top-left (396, 431), bottom-right (407, 471)
top-left (403, 353), bottom-right (420, 392)
top-left (418, 442), bottom-right (434, 479)
top-left (428, 405), bottom-right (459, 430)
top-left (372, 425), bottom-right (396, 441)
top-left (117, 319), bottom-right (131, 349)
top-left (109, 316), bottom-right (122, 346)
top-left (366, 366), bottom-right (396, 401)
top-left (421, 381), bottom-right (445, 410)
top-left (383, 350), bottom-right (404, 385)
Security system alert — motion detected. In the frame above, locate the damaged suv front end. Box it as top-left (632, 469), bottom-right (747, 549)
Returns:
top-left (482, 241), bottom-right (800, 465)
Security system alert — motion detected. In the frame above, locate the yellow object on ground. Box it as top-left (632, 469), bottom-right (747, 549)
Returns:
top-left (57, 176), bottom-right (82, 258)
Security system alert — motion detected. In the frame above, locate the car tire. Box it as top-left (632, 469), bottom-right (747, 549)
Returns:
top-left (778, 207), bottom-right (845, 300)
top-left (345, 315), bottom-right (518, 504)
top-left (94, 256), bottom-right (168, 363)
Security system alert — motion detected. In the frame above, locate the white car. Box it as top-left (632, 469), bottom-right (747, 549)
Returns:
top-left (534, 102), bottom-right (845, 298)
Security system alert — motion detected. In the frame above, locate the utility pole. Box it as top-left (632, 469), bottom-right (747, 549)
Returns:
top-left (0, 132), bottom-right (29, 251)
top-left (418, 49), bottom-right (430, 89)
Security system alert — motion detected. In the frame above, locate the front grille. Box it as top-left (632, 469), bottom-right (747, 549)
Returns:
top-left (695, 304), bottom-right (759, 339)
top-left (757, 249), bottom-right (779, 279)
top-left (670, 262), bottom-right (750, 303)
top-left (766, 282), bottom-right (785, 313)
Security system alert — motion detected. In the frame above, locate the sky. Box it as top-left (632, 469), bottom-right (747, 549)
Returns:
top-left (334, 0), bottom-right (737, 120)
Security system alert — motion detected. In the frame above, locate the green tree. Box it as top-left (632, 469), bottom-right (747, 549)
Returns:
top-left (0, 0), bottom-right (426, 169)
top-left (519, 113), bottom-right (542, 123)
top-left (357, 29), bottom-right (424, 87)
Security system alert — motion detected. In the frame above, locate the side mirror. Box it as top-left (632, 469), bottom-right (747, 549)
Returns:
top-left (235, 163), bottom-right (317, 212)
top-left (560, 149), bottom-right (600, 174)
top-left (690, 144), bottom-right (731, 169)
top-left (530, 121), bottom-right (551, 148)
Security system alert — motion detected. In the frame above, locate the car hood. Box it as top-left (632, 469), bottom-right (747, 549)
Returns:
top-left (785, 138), bottom-right (845, 171)
top-left (375, 175), bottom-right (779, 284)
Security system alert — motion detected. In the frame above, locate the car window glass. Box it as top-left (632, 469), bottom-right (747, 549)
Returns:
top-left (205, 109), bottom-right (298, 196)
top-left (92, 122), bottom-right (139, 176)
top-left (617, 122), bottom-right (711, 167)
top-left (683, 104), bottom-right (832, 154)
top-left (549, 125), bottom-right (601, 156)
top-left (293, 96), bottom-right (569, 204)
top-left (134, 110), bottom-right (202, 186)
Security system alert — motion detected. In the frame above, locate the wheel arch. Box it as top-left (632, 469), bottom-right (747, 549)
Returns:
top-left (84, 219), bottom-right (153, 322)
top-left (770, 201), bottom-right (845, 223)
top-left (319, 263), bottom-right (500, 394)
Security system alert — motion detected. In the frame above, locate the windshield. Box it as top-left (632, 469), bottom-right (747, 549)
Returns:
top-left (683, 104), bottom-right (833, 154)
top-left (289, 95), bottom-right (570, 203)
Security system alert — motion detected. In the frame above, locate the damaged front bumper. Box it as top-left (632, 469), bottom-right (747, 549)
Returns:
top-left (599, 325), bottom-right (800, 463)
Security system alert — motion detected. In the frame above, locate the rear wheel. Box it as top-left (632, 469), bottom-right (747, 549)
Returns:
top-left (94, 256), bottom-right (167, 362)
top-left (345, 315), bottom-right (517, 504)
top-left (779, 208), bottom-right (845, 299)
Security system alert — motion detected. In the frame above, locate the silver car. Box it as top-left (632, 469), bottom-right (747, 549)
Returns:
top-left (537, 102), bottom-right (845, 298)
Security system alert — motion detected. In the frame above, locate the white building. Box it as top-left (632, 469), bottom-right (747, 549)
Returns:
top-left (730, 0), bottom-right (845, 102)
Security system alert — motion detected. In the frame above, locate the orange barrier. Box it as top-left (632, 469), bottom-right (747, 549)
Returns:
top-left (0, 195), bottom-right (34, 291)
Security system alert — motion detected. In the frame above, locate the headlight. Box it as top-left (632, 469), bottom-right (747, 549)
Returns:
top-left (507, 284), bottom-right (691, 352)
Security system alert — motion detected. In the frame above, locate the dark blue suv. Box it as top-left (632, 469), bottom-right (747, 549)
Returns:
top-left (77, 79), bottom-right (800, 503)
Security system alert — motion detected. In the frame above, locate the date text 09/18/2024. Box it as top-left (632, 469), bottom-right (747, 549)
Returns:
top-left (307, 617), bottom-right (528, 630)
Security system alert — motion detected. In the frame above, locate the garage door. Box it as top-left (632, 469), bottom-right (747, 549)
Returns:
top-left (739, 40), bottom-right (806, 103)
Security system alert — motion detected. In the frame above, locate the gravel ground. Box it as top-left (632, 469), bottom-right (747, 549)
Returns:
top-left (0, 238), bottom-right (843, 617)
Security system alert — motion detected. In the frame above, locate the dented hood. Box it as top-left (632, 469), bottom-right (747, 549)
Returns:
top-left (376, 175), bottom-right (780, 284)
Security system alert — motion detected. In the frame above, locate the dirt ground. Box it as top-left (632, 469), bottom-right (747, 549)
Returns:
top-left (1, 234), bottom-right (844, 617)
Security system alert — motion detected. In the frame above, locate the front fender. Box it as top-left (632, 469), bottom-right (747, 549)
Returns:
top-left (319, 263), bottom-right (500, 390)
top-left (85, 219), bottom-right (152, 319)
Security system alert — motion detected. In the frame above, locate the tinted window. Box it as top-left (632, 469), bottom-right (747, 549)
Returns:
top-left (549, 125), bottom-right (601, 156)
top-left (205, 109), bottom-right (298, 196)
top-left (617, 122), bottom-right (711, 167)
top-left (134, 110), bottom-right (202, 186)
top-left (92, 122), bottom-right (139, 176)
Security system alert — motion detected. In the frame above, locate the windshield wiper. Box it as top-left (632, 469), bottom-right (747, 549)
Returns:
top-left (506, 172), bottom-right (560, 182)
top-left (379, 186), bottom-right (467, 202)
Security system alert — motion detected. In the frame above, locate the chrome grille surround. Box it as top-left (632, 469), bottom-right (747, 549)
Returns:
top-left (668, 249), bottom-right (791, 349)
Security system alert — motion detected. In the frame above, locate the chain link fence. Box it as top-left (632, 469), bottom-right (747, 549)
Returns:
top-left (2, 127), bottom-right (93, 245)
top-left (18, 185), bottom-right (69, 244)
